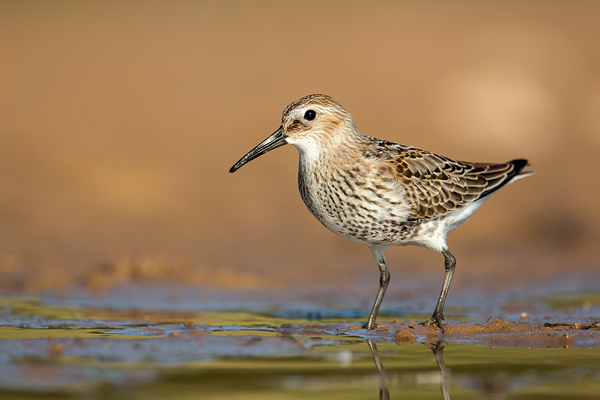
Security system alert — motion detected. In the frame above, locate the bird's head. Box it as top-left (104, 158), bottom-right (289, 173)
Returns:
top-left (229, 94), bottom-right (356, 173)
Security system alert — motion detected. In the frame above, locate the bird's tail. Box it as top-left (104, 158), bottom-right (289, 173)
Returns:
top-left (509, 159), bottom-right (534, 183)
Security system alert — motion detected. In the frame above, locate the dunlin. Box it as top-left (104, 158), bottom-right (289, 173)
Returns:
top-left (230, 94), bottom-right (531, 331)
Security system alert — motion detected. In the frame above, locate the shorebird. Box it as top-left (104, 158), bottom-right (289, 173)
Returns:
top-left (230, 94), bottom-right (531, 331)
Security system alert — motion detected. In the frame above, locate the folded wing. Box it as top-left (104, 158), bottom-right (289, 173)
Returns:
top-left (379, 145), bottom-right (530, 220)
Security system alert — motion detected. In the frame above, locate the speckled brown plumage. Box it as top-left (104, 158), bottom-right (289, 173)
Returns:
top-left (230, 93), bottom-right (532, 331)
top-left (367, 140), bottom-right (528, 221)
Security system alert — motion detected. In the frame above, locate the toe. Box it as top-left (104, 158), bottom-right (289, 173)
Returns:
top-left (421, 315), bottom-right (445, 332)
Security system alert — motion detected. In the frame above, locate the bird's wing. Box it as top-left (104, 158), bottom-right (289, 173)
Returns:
top-left (375, 142), bottom-right (529, 220)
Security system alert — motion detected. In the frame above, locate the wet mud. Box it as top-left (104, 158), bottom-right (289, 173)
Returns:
top-left (1, 287), bottom-right (599, 399)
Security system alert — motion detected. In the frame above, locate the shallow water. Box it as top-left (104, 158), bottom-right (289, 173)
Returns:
top-left (1, 286), bottom-right (599, 399)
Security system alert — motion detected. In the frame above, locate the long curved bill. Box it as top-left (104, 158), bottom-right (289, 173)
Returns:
top-left (229, 126), bottom-right (287, 173)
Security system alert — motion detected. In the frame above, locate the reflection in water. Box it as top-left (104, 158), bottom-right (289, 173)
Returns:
top-left (368, 340), bottom-right (450, 400)
top-left (426, 341), bottom-right (451, 400)
top-left (367, 340), bottom-right (390, 400)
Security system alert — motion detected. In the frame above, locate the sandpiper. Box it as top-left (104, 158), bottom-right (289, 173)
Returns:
top-left (230, 94), bottom-right (532, 331)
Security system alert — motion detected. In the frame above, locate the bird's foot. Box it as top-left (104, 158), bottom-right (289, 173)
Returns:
top-left (421, 313), bottom-right (445, 333)
top-left (363, 321), bottom-right (377, 330)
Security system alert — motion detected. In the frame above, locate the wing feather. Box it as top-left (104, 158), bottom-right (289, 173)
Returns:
top-left (373, 141), bottom-right (530, 220)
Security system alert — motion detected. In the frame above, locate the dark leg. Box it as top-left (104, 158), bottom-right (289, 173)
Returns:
top-left (365, 260), bottom-right (390, 330)
top-left (422, 249), bottom-right (456, 331)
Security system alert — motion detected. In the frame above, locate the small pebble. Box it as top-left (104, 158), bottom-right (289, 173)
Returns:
top-left (183, 319), bottom-right (196, 328)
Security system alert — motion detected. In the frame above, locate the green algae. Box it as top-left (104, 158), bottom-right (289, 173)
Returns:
top-left (544, 293), bottom-right (600, 311)
top-left (1, 295), bottom-right (600, 399)
top-left (2, 342), bottom-right (596, 400)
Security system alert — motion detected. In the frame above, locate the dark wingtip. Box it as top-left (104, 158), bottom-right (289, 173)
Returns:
top-left (510, 159), bottom-right (529, 171)
top-left (478, 158), bottom-right (532, 199)
top-left (510, 159), bottom-right (532, 176)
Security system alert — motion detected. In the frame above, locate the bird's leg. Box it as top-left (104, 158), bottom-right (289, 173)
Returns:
top-left (423, 250), bottom-right (456, 331)
top-left (365, 260), bottom-right (390, 330)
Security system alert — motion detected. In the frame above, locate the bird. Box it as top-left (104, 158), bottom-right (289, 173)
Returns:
top-left (229, 94), bottom-right (532, 331)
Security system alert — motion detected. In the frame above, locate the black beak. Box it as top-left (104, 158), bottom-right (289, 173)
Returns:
top-left (229, 126), bottom-right (287, 173)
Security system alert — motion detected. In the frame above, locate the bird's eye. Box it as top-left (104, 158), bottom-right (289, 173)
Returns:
top-left (304, 110), bottom-right (316, 121)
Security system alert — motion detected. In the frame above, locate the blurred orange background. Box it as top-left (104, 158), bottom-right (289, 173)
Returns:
top-left (1, 1), bottom-right (599, 292)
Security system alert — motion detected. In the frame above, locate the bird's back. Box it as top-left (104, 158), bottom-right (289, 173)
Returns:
top-left (297, 136), bottom-right (531, 250)
top-left (367, 138), bottom-right (531, 221)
